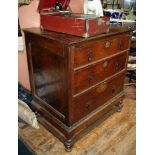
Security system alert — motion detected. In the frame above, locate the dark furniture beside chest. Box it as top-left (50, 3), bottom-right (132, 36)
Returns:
top-left (24, 26), bottom-right (132, 151)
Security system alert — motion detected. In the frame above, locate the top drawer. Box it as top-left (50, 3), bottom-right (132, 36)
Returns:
top-left (73, 34), bottom-right (131, 68)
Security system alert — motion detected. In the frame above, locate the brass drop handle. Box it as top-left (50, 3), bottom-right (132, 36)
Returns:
top-left (118, 40), bottom-right (123, 50)
top-left (88, 73), bottom-right (94, 81)
top-left (111, 85), bottom-right (116, 93)
top-left (87, 51), bottom-right (93, 62)
top-left (105, 41), bottom-right (111, 48)
top-left (86, 103), bottom-right (91, 110)
top-left (103, 61), bottom-right (108, 68)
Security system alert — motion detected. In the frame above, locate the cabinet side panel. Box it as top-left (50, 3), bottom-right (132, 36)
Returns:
top-left (25, 33), bottom-right (67, 117)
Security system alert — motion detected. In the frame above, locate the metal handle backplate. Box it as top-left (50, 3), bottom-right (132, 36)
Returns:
top-left (96, 82), bottom-right (107, 93)
top-left (103, 61), bottom-right (108, 68)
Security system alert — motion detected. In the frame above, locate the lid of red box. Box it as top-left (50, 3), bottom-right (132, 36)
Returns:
top-left (38, 0), bottom-right (70, 12)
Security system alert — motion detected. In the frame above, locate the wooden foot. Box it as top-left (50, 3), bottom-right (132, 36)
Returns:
top-left (64, 139), bottom-right (73, 152)
top-left (115, 102), bottom-right (123, 112)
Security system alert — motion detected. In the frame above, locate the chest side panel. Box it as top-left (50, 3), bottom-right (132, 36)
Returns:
top-left (25, 33), bottom-right (68, 121)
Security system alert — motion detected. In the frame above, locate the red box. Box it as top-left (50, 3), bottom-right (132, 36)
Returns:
top-left (38, 0), bottom-right (110, 37)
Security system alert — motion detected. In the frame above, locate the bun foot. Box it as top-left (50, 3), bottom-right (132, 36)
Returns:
top-left (115, 102), bottom-right (123, 112)
top-left (65, 146), bottom-right (72, 152)
top-left (64, 139), bottom-right (73, 152)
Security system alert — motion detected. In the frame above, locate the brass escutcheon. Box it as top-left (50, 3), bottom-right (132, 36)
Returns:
top-left (96, 82), bottom-right (107, 93)
top-left (103, 61), bottom-right (108, 68)
top-left (105, 41), bottom-right (111, 48)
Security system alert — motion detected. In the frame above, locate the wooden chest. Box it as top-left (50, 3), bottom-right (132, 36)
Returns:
top-left (24, 26), bottom-right (132, 151)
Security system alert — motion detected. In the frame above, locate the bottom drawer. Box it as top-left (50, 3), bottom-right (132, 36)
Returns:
top-left (73, 72), bottom-right (125, 123)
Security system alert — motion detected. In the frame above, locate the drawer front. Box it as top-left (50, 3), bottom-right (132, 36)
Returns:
top-left (74, 51), bottom-right (127, 94)
top-left (74, 34), bottom-right (130, 68)
top-left (73, 73), bottom-right (125, 123)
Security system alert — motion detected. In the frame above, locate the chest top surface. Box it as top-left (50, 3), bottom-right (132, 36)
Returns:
top-left (23, 26), bottom-right (133, 45)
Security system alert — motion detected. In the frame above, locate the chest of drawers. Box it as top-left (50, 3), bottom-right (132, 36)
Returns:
top-left (24, 27), bottom-right (132, 151)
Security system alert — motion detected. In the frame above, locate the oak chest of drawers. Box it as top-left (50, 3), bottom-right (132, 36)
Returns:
top-left (24, 27), bottom-right (132, 151)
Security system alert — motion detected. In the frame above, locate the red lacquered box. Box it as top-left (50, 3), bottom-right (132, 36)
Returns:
top-left (38, 0), bottom-right (110, 37)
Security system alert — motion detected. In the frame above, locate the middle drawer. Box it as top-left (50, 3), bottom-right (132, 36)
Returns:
top-left (73, 51), bottom-right (127, 95)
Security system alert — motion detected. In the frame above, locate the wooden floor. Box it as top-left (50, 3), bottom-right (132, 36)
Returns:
top-left (18, 85), bottom-right (136, 155)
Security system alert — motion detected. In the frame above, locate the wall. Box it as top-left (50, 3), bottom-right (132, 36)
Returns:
top-left (18, 0), bottom-right (84, 90)
top-left (70, 0), bottom-right (84, 13)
